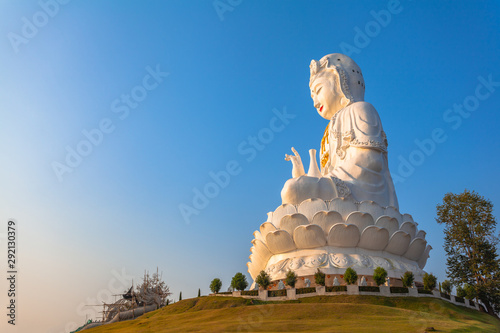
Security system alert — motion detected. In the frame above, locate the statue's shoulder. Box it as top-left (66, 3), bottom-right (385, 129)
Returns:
top-left (348, 101), bottom-right (380, 118)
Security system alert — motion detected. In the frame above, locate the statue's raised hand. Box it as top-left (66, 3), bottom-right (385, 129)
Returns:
top-left (285, 147), bottom-right (305, 178)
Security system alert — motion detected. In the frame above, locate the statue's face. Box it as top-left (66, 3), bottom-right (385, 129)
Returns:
top-left (310, 73), bottom-right (344, 120)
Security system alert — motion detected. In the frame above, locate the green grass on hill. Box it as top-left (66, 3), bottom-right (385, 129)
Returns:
top-left (81, 295), bottom-right (500, 332)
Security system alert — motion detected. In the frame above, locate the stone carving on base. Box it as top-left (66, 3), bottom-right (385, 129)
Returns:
top-left (360, 276), bottom-right (367, 286)
top-left (278, 280), bottom-right (285, 290)
top-left (333, 277), bottom-right (340, 286)
top-left (247, 53), bottom-right (431, 286)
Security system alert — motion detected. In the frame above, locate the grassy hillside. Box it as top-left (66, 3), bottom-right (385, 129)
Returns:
top-left (82, 295), bottom-right (500, 332)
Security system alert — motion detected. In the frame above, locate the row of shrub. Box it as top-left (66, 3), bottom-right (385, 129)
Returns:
top-left (209, 271), bottom-right (477, 307)
top-left (326, 286), bottom-right (347, 292)
top-left (209, 269), bottom-right (475, 302)
top-left (209, 273), bottom-right (250, 294)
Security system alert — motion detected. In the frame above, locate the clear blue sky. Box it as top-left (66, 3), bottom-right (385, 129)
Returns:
top-left (1, 1), bottom-right (499, 332)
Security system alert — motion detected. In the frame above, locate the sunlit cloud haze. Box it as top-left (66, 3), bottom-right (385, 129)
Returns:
top-left (0, 1), bottom-right (499, 332)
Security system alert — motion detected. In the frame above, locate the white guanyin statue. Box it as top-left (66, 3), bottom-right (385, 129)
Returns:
top-left (282, 53), bottom-right (398, 208)
top-left (247, 53), bottom-right (432, 289)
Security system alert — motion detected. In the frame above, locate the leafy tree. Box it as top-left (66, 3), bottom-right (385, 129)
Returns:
top-left (231, 272), bottom-right (248, 291)
top-left (285, 270), bottom-right (297, 288)
top-left (179, 291), bottom-right (182, 301)
top-left (456, 285), bottom-right (466, 298)
top-left (255, 271), bottom-right (271, 290)
top-left (210, 278), bottom-right (222, 294)
top-left (441, 280), bottom-right (452, 294)
top-left (423, 272), bottom-right (437, 291)
top-left (373, 267), bottom-right (388, 286)
top-left (464, 283), bottom-right (478, 300)
top-left (198, 288), bottom-right (201, 297)
top-left (401, 271), bottom-right (415, 288)
top-left (344, 267), bottom-right (358, 285)
top-left (314, 269), bottom-right (326, 286)
top-left (436, 190), bottom-right (500, 316)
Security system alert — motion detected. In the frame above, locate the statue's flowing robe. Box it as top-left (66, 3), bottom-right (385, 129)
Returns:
top-left (321, 101), bottom-right (399, 209)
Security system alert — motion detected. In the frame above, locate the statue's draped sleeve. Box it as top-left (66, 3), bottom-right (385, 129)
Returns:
top-left (323, 101), bottom-right (398, 208)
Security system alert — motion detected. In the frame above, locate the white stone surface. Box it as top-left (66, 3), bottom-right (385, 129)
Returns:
top-left (327, 223), bottom-right (360, 247)
top-left (293, 224), bottom-right (327, 249)
top-left (280, 213), bottom-right (309, 236)
top-left (312, 210), bottom-right (343, 234)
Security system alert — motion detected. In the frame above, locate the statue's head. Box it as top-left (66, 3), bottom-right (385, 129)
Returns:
top-left (309, 53), bottom-right (365, 120)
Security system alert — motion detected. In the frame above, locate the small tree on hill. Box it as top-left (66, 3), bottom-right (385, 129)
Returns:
top-left (255, 271), bottom-right (271, 290)
top-left (314, 269), bottom-right (326, 286)
top-left (436, 190), bottom-right (500, 316)
top-left (441, 280), bottom-right (452, 294)
top-left (423, 273), bottom-right (437, 291)
top-left (198, 288), bottom-right (201, 297)
top-left (464, 284), bottom-right (477, 300)
top-left (285, 270), bottom-right (297, 288)
top-left (456, 285), bottom-right (466, 298)
top-left (231, 272), bottom-right (248, 291)
top-left (179, 291), bottom-right (182, 301)
top-left (373, 267), bottom-right (388, 286)
top-left (344, 267), bottom-right (358, 285)
top-left (210, 278), bottom-right (222, 294)
top-left (401, 271), bottom-right (415, 288)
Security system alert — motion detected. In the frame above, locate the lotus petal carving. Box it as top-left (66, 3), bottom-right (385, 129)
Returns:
top-left (328, 197), bottom-right (358, 219)
top-left (298, 198), bottom-right (328, 222)
top-left (400, 221), bottom-right (417, 239)
top-left (293, 224), bottom-right (327, 249)
top-left (260, 222), bottom-right (277, 239)
top-left (384, 231), bottom-right (411, 255)
top-left (345, 211), bottom-right (374, 233)
top-left (404, 238), bottom-right (427, 261)
top-left (418, 244), bottom-right (432, 269)
top-left (266, 230), bottom-right (296, 254)
top-left (250, 239), bottom-right (272, 263)
top-left (247, 261), bottom-right (259, 280)
top-left (358, 226), bottom-right (389, 251)
top-left (384, 206), bottom-right (402, 225)
top-left (358, 201), bottom-right (385, 221)
top-left (253, 230), bottom-right (266, 245)
top-left (280, 213), bottom-right (309, 236)
top-left (312, 211), bottom-right (343, 234)
top-left (375, 216), bottom-right (399, 236)
top-left (416, 230), bottom-right (426, 240)
top-left (327, 223), bottom-right (360, 247)
top-left (402, 213), bottom-right (414, 223)
top-left (249, 253), bottom-right (265, 276)
top-left (272, 203), bottom-right (296, 228)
